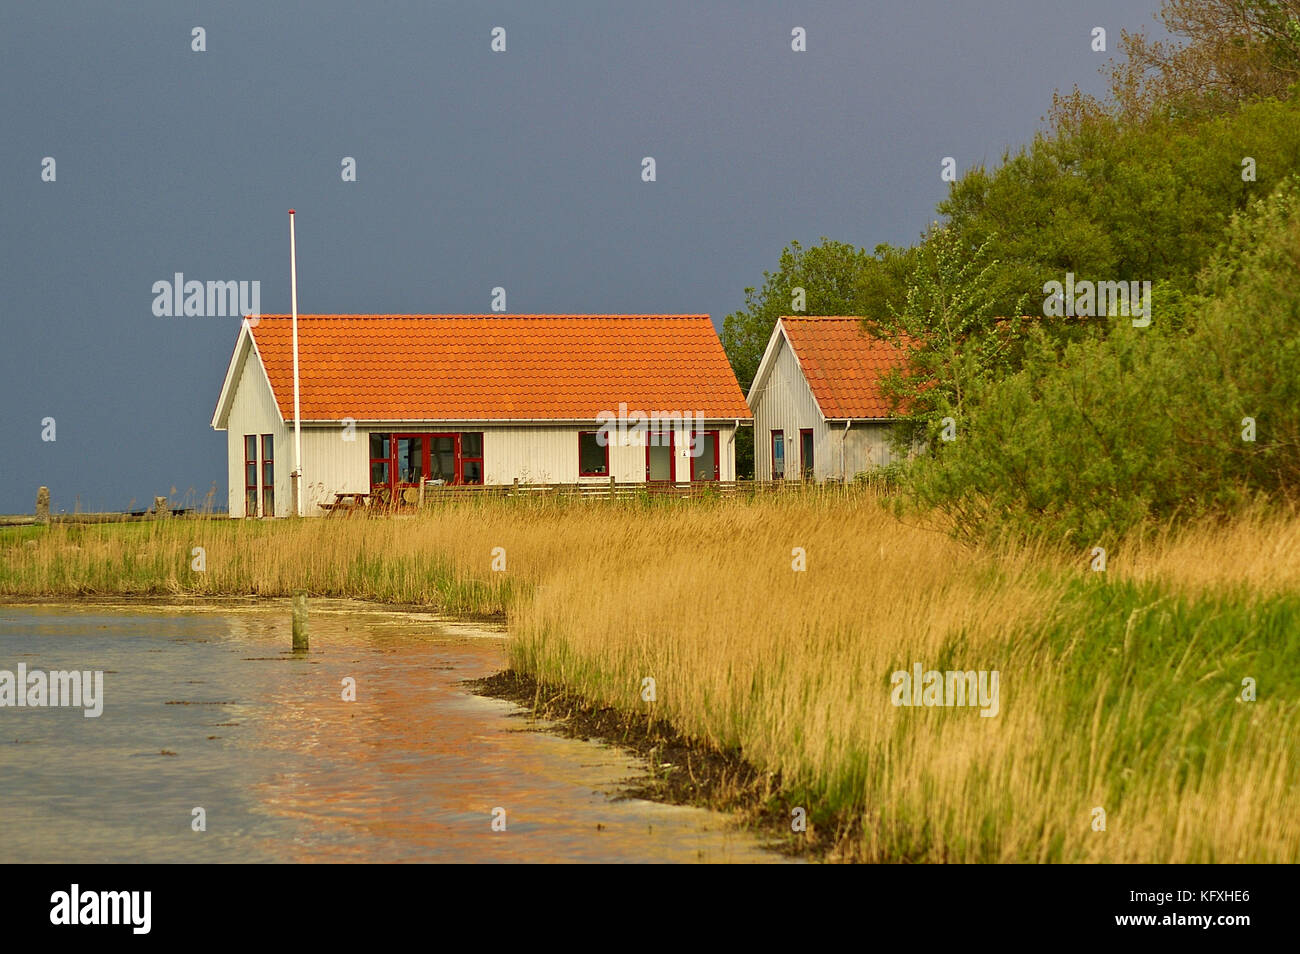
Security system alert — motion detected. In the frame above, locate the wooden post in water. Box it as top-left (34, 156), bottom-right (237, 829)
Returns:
top-left (292, 593), bottom-right (309, 651)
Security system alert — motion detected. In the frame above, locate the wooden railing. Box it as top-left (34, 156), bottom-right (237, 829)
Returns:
top-left (345, 475), bottom-right (896, 509)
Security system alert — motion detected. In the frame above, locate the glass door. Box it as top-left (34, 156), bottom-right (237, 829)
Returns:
top-left (428, 435), bottom-right (457, 484)
top-left (393, 434), bottom-right (427, 504)
top-left (646, 429), bottom-right (676, 482)
top-left (690, 430), bottom-right (720, 481)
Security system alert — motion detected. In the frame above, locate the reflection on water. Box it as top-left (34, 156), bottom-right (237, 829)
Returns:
top-left (0, 602), bottom-right (781, 863)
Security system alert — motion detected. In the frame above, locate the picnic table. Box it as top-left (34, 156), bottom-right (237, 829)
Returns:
top-left (320, 492), bottom-right (371, 515)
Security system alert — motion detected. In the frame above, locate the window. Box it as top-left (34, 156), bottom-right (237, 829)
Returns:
top-left (244, 435), bottom-right (258, 516)
top-left (396, 437), bottom-right (424, 484)
top-left (369, 431), bottom-right (484, 494)
top-left (260, 434), bottom-right (275, 517)
top-left (771, 431), bottom-right (785, 480)
top-left (369, 433), bottom-right (391, 490)
top-left (578, 431), bottom-right (608, 476)
top-left (429, 436), bottom-right (456, 483)
top-left (460, 432), bottom-right (484, 485)
top-left (800, 428), bottom-right (815, 480)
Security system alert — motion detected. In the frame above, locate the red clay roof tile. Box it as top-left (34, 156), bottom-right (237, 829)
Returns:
top-left (779, 317), bottom-right (909, 419)
top-left (247, 314), bottom-right (751, 421)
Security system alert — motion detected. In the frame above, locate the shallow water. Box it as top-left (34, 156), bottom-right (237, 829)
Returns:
top-left (0, 602), bottom-right (781, 863)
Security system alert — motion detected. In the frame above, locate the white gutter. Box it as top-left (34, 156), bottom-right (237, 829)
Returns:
top-left (842, 419), bottom-right (851, 481)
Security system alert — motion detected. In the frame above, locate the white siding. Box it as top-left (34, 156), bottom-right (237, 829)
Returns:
top-left (750, 334), bottom-right (825, 480)
top-left (475, 424), bottom-right (738, 483)
top-left (298, 426), bottom-right (370, 515)
top-left (750, 331), bottom-right (899, 481)
top-left (836, 422), bottom-right (898, 479)
top-left (224, 349), bottom-right (289, 517)
top-left (252, 421), bottom-right (742, 516)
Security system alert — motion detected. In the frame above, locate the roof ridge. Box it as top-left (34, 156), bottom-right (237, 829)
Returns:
top-left (249, 313), bottom-right (713, 319)
top-left (774, 319), bottom-right (868, 327)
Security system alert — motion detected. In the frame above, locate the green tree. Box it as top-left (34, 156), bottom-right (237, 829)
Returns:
top-left (1050, 0), bottom-right (1300, 127)
top-left (867, 227), bottom-right (1028, 449)
top-left (721, 238), bottom-right (906, 391)
top-left (901, 179), bottom-right (1300, 545)
top-left (941, 98), bottom-right (1300, 306)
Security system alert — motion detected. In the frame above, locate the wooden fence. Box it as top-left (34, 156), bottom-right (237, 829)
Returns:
top-left (388, 475), bottom-right (896, 507)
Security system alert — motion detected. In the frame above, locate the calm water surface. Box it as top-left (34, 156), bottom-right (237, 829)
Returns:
top-left (0, 602), bottom-right (780, 863)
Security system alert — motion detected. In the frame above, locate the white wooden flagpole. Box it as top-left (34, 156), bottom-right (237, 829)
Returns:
top-left (289, 209), bottom-right (303, 517)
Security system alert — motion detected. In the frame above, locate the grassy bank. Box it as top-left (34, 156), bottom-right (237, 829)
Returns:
top-left (3, 493), bottom-right (1297, 862)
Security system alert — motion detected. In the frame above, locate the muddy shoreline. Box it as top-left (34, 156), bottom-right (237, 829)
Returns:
top-left (469, 670), bottom-right (858, 862)
top-left (0, 593), bottom-right (505, 622)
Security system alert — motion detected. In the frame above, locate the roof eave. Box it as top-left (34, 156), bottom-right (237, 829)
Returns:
top-left (283, 414), bottom-right (753, 426)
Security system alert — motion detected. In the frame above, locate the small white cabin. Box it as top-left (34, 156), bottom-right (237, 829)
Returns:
top-left (747, 316), bottom-right (908, 481)
top-left (211, 314), bottom-right (752, 516)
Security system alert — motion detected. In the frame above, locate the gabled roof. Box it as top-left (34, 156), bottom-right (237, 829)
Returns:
top-left (749, 316), bottom-right (909, 421)
top-left (213, 314), bottom-right (751, 425)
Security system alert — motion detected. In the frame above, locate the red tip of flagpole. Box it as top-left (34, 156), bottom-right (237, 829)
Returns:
top-left (288, 209), bottom-right (295, 214)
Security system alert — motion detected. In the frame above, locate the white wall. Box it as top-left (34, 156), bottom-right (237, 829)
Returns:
top-left (223, 348), bottom-right (289, 517)
top-left (358, 423), bottom-right (741, 486)
top-left (834, 422), bottom-right (897, 479)
top-left (750, 334), bottom-right (824, 480)
top-left (226, 418), bottom-right (742, 516)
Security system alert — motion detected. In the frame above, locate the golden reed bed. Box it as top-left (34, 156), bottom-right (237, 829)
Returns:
top-left (3, 492), bottom-right (1297, 862)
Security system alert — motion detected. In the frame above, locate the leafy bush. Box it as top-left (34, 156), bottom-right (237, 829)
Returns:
top-left (901, 181), bottom-right (1300, 546)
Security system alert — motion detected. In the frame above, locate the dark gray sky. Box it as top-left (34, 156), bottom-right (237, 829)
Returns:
top-left (1, 1), bottom-right (1164, 513)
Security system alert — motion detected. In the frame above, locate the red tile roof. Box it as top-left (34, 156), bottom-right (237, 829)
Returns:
top-left (246, 315), bottom-right (751, 421)
top-left (779, 317), bottom-right (909, 419)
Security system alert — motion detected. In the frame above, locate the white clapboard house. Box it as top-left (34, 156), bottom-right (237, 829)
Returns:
top-left (211, 314), bottom-right (752, 516)
top-left (747, 316), bottom-right (909, 481)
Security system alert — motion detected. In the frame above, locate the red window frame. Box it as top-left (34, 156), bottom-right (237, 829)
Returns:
top-left (244, 434), bottom-right (258, 517)
top-left (368, 432), bottom-right (485, 498)
top-left (260, 434), bottom-right (275, 517)
top-left (689, 429), bottom-right (720, 482)
top-left (644, 428), bottom-right (676, 482)
top-left (459, 432), bottom-right (484, 485)
top-left (368, 433), bottom-right (392, 496)
top-left (771, 430), bottom-right (785, 480)
top-left (799, 428), bottom-right (814, 479)
top-left (578, 431), bottom-right (608, 477)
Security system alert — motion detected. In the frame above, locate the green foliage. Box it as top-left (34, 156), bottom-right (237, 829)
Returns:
top-left (721, 237), bottom-right (911, 391)
top-left (900, 181), bottom-right (1300, 544)
top-left (867, 227), bottom-right (1028, 449)
top-left (720, 10), bottom-right (1300, 539)
top-left (940, 98), bottom-right (1300, 301)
